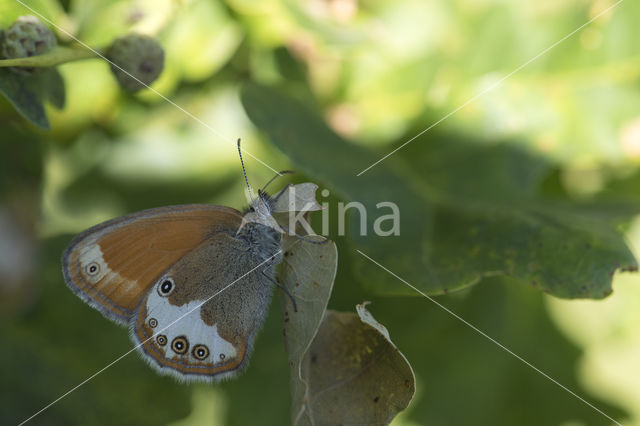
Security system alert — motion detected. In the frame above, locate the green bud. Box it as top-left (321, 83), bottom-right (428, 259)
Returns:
top-left (106, 34), bottom-right (165, 92)
top-left (0, 15), bottom-right (57, 75)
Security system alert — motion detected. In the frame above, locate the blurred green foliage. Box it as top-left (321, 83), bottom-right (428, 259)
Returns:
top-left (242, 83), bottom-right (637, 300)
top-left (2, 0), bottom-right (640, 425)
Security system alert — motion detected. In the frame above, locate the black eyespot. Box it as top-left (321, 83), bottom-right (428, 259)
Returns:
top-left (171, 336), bottom-right (189, 354)
top-left (192, 344), bottom-right (209, 360)
top-left (158, 278), bottom-right (174, 296)
top-left (219, 353), bottom-right (226, 360)
top-left (148, 318), bottom-right (158, 328)
top-left (85, 262), bottom-right (100, 276)
top-left (156, 334), bottom-right (167, 346)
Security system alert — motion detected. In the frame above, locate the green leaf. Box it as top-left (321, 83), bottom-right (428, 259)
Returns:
top-left (241, 83), bottom-right (638, 299)
top-left (0, 66), bottom-right (66, 129)
top-left (402, 136), bottom-right (639, 299)
top-left (278, 233), bottom-right (338, 425)
top-left (0, 68), bottom-right (49, 129)
top-left (27, 68), bottom-right (66, 109)
top-left (296, 303), bottom-right (415, 425)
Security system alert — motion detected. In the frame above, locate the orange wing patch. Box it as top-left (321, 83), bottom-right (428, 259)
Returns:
top-left (62, 205), bottom-right (242, 324)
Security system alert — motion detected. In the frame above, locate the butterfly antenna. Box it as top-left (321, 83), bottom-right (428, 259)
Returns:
top-left (237, 138), bottom-right (254, 203)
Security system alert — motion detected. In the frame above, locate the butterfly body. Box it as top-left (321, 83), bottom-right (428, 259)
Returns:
top-left (63, 201), bottom-right (283, 382)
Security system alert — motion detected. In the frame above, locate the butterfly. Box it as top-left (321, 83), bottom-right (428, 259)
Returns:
top-left (61, 140), bottom-right (322, 382)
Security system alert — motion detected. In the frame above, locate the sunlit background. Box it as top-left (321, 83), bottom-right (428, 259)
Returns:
top-left (2, 0), bottom-right (640, 425)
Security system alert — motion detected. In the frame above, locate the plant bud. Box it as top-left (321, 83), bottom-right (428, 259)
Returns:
top-left (1, 15), bottom-right (57, 75)
top-left (106, 34), bottom-right (164, 92)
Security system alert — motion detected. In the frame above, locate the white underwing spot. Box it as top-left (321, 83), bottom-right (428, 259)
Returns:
top-left (143, 293), bottom-right (238, 365)
top-left (80, 246), bottom-right (109, 282)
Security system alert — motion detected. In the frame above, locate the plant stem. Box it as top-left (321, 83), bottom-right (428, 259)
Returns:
top-left (0, 45), bottom-right (102, 68)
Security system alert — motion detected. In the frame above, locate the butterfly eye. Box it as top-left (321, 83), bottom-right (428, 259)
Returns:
top-left (157, 278), bottom-right (175, 296)
top-left (85, 262), bottom-right (100, 276)
top-left (192, 344), bottom-right (209, 360)
top-left (171, 336), bottom-right (189, 354)
top-left (156, 335), bottom-right (167, 346)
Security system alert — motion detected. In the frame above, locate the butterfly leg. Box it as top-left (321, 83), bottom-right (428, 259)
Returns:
top-left (261, 171), bottom-right (295, 194)
top-left (261, 268), bottom-right (298, 313)
top-left (271, 183), bottom-right (293, 203)
top-left (278, 223), bottom-right (330, 245)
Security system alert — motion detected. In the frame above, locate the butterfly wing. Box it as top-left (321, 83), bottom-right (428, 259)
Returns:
top-left (131, 229), bottom-right (278, 382)
top-left (62, 205), bottom-right (243, 325)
